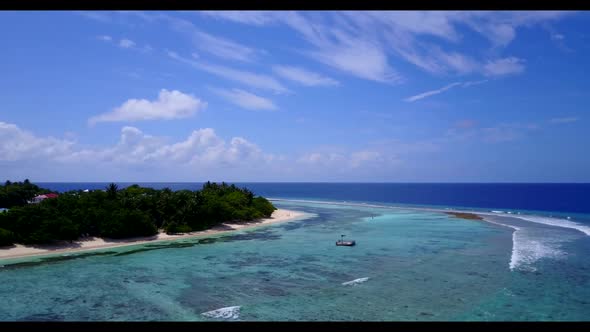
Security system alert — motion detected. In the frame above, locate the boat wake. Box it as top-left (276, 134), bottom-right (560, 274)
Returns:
top-left (342, 277), bottom-right (369, 286)
top-left (201, 306), bottom-right (241, 320)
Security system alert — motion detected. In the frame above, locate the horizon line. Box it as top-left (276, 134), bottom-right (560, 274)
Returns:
top-left (26, 181), bottom-right (590, 184)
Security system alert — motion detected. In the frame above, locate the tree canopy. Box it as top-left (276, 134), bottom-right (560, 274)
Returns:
top-left (0, 181), bottom-right (276, 246)
top-left (0, 179), bottom-right (51, 209)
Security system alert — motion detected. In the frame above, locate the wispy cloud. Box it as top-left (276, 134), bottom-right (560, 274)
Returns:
top-left (96, 34), bottom-right (151, 53)
top-left (201, 11), bottom-right (573, 82)
top-left (482, 123), bottom-right (540, 143)
top-left (211, 88), bottom-right (277, 111)
top-left (307, 37), bottom-right (402, 83)
top-left (544, 24), bottom-right (573, 53)
top-left (97, 35), bottom-right (112, 42)
top-left (461, 80), bottom-right (488, 87)
top-left (200, 11), bottom-right (278, 26)
top-left (405, 82), bottom-right (462, 102)
top-left (550, 117), bottom-right (578, 124)
top-left (483, 57), bottom-right (525, 76)
top-left (272, 65), bottom-right (339, 87)
top-left (190, 30), bottom-right (258, 62)
top-left (89, 89), bottom-right (206, 125)
top-left (167, 51), bottom-right (290, 94)
top-left (77, 11), bottom-right (112, 23)
top-left (201, 11), bottom-right (401, 83)
top-left (404, 80), bottom-right (488, 102)
top-left (445, 121), bottom-right (540, 144)
top-left (118, 38), bottom-right (136, 49)
top-left (121, 12), bottom-right (262, 63)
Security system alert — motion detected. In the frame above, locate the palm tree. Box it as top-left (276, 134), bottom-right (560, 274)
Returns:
top-left (106, 183), bottom-right (119, 199)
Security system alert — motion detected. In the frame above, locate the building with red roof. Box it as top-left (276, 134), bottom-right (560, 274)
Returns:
top-left (30, 193), bottom-right (59, 204)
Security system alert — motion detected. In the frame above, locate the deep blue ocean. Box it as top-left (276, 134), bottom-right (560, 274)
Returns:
top-left (38, 182), bottom-right (590, 214)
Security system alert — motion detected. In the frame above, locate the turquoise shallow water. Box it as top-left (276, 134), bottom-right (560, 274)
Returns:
top-left (1, 200), bottom-right (589, 321)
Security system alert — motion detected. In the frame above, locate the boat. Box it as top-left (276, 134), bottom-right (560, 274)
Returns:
top-left (336, 234), bottom-right (356, 246)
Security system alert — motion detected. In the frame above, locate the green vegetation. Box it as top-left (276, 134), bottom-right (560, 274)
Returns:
top-left (0, 228), bottom-right (14, 247)
top-left (0, 179), bottom-right (51, 209)
top-left (0, 181), bottom-right (276, 245)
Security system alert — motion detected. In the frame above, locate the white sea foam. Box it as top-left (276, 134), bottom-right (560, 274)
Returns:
top-left (342, 277), bottom-right (369, 286)
top-left (481, 218), bottom-right (522, 270)
top-left (482, 217), bottom-right (570, 271)
top-left (491, 210), bottom-right (505, 214)
top-left (201, 306), bottom-right (241, 320)
top-left (509, 231), bottom-right (566, 271)
top-left (514, 215), bottom-right (590, 236)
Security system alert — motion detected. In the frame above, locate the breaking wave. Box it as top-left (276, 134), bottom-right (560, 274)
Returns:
top-left (342, 277), bottom-right (369, 286)
top-left (201, 306), bottom-right (241, 320)
top-left (483, 217), bottom-right (571, 271)
top-left (513, 215), bottom-right (590, 236)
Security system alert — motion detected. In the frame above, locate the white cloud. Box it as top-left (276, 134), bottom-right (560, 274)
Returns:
top-left (404, 80), bottom-right (488, 102)
top-left (0, 122), bottom-right (74, 162)
top-left (272, 65), bottom-right (339, 87)
top-left (483, 57), bottom-right (525, 76)
top-left (550, 117), bottom-right (578, 124)
top-left (551, 32), bottom-right (565, 41)
top-left (211, 88), bottom-right (277, 111)
top-left (97, 35), bottom-right (112, 42)
top-left (89, 89), bottom-right (206, 125)
top-left (141, 44), bottom-right (153, 53)
top-left (0, 121), bottom-right (436, 181)
top-left (119, 38), bottom-right (136, 48)
top-left (168, 52), bottom-right (290, 94)
top-left (36, 125), bottom-right (267, 169)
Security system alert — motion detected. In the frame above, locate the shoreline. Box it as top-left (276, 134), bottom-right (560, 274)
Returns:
top-left (0, 209), bottom-right (310, 261)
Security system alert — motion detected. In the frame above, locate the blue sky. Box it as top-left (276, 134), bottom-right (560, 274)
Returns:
top-left (0, 11), bottom-right (588, 182)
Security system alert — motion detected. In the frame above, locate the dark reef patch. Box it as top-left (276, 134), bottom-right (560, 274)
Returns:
top-left (0, 251), bottom-right (117, 270)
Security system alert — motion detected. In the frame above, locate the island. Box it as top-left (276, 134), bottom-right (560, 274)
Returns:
top-left (0, 180), bottom-right (303, 259)
top-left (444, 212), bottom-right (484, 220)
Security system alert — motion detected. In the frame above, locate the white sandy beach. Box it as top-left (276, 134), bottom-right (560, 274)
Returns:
top-left (0, 209), bottom-right (308, 261)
